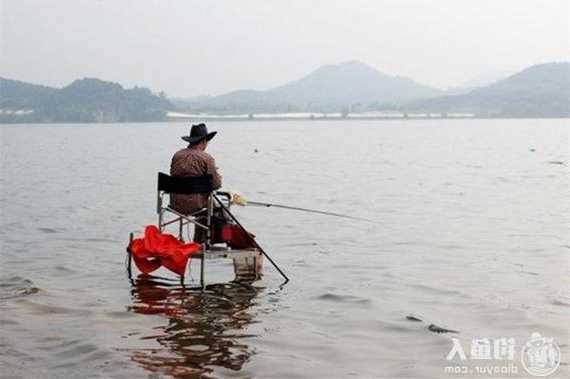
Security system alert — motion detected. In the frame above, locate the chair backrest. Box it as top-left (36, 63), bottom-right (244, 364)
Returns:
top-left (157, 172), bottom-right (213, 194)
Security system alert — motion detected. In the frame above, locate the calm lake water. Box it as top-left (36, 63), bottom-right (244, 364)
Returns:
top-left (0, 119), bottom-right (568, 378)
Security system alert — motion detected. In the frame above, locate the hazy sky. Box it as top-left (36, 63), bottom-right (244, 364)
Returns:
top-left (1, 0), bottom-right (568, 97)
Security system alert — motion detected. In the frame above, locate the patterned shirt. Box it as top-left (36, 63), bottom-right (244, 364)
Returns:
top-left (169, 147), bottom-right (222, 214)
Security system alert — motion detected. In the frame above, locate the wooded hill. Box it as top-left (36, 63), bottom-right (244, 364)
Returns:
top-left (0, 78), bottom-right (172, 123)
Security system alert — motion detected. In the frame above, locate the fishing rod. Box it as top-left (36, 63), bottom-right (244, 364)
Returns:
top-left (245, 200), bottom-right (379, 224)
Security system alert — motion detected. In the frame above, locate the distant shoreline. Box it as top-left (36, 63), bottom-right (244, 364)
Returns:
top-left (1, 116), bottom-right (569, 125)
top-left (170, 116), bottom-right (570, 122)
top-left (166, 112), bottom-right (476, 122)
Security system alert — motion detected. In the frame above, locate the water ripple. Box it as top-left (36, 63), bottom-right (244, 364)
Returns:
top-left (314, 292), bottom-right (372, 305)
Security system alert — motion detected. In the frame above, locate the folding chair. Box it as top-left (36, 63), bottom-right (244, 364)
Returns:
top-left (156, 172), bottom-right (214, 242)
top-left (155, 172), bottom-right (260, 287)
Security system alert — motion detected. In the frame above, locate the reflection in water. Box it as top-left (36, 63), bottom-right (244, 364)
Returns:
top-left (127, 275), bottom-right (262, 378)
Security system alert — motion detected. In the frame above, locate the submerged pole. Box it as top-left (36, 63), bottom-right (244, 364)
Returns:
top-left (126, 232), bottom-right (133, 280)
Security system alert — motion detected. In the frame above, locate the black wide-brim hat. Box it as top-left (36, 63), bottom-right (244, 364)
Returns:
top-left (181, 123), bottom-right (217, 144)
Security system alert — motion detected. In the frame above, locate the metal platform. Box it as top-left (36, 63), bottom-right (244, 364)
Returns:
top-left (126, 174), bottom-right (288, 288)
top-left (193, 246), bottom-right (263, 285)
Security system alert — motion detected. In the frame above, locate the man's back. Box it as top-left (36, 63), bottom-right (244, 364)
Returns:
top-left (170, 147), bottom-right (222, 214)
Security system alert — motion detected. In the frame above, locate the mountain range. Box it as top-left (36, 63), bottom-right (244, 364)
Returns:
top-left (176, 61), bottom-right (569, 117)
top-left (1, 61), bottom-right (568, 122)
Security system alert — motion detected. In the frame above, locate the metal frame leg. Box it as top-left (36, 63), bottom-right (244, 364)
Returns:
top-left (158, 209), bottom-right (164, 232)
top-left (200, 194), bottom-right (214, 290)
top-left (200, 247), bottom-right (205, 289)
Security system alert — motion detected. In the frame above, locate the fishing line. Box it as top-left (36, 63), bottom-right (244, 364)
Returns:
top-left (246, 200), bottom-right (380, 224)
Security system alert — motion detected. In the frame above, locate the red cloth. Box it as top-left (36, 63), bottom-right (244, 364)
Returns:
top-left (128, 225), bottom-right (201, 276)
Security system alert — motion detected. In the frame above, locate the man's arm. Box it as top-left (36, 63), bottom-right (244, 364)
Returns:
top-left (206, 156), bottom-right (222, 189)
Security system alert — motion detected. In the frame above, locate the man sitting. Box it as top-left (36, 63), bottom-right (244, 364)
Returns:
top-left (170, 123), bottom-right (256, 249)
top-left (170, 123), bottom-right (222, 242)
